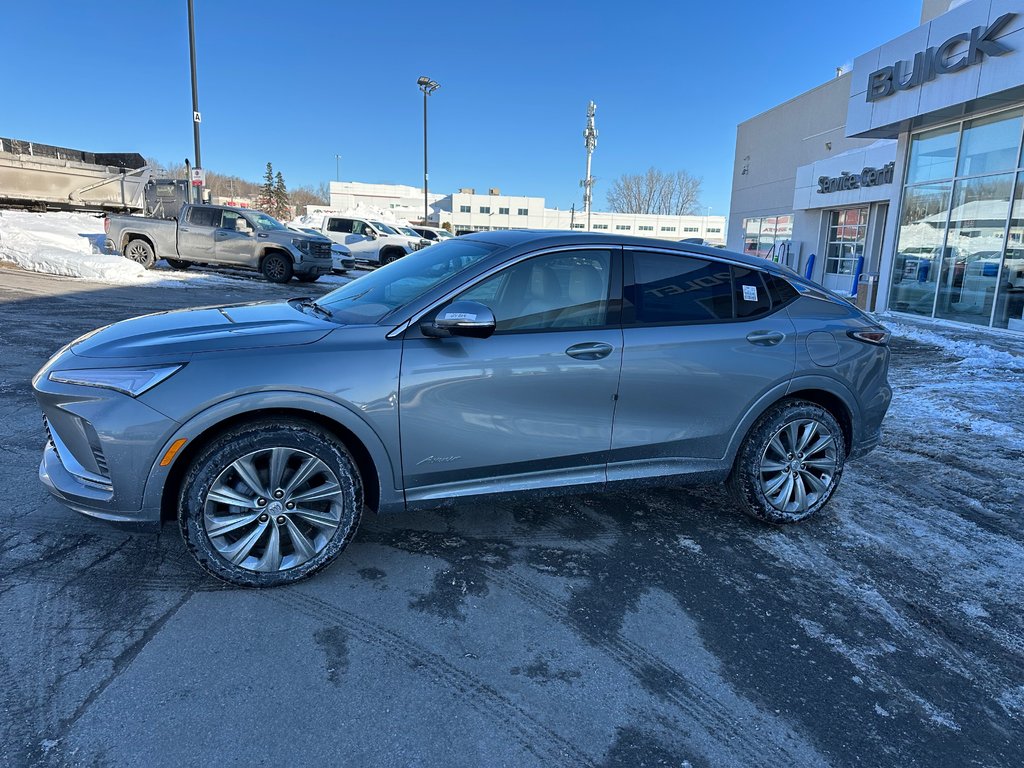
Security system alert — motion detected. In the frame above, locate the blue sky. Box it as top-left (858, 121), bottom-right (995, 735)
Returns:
top-left (5, 1), bottom-right (919, 217)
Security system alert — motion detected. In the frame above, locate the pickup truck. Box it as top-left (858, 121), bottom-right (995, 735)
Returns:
top-left (104, 204), bottom-right (334, 283)
top-left (305, 214), bottom-right (428, 265)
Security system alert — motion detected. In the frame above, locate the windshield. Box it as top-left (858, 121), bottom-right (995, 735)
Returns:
top-left (371, 221), bottom-right (399, 235)
top-left (249, 211), bottom-right (287, 231)
top-left (397, 227), bottom-right (419, 237)
top-left (317, 238), bottom-right (501, 323)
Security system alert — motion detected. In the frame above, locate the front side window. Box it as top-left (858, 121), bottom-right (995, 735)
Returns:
top-left (456, 250), bottom-right (612, 332)
top-left (627, 252), bottom-right (734, 324)
top-left (220, 209), bottom-right (246, 230)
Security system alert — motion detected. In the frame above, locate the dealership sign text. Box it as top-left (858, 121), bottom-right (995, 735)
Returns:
top-left (817, 162), bottom-right (896, 194)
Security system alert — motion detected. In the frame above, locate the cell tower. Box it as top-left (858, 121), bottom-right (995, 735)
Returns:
top-left (580, 101), bottom-right (597, 231)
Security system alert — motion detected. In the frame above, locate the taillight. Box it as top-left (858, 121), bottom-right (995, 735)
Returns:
top-left (103, 217), bottom-right (110, 234)
top-left (847, 327), bottom-right (890, 346)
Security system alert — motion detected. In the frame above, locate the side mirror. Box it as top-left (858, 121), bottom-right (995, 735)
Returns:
top-left (423, 300), bottom-right (496, 339)
top-left (364, 230), bottom-right (377, 239)
top-left (235, 219), bottom-right (252, 234)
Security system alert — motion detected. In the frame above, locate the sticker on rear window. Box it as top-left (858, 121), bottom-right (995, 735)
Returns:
top-left (742, 284), bottom-right (758, 302)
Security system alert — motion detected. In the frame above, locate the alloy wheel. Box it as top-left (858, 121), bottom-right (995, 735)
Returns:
top-left (758, 418), bottom-right (838, 514)
top-left (203, 447), bottom-right (345, 573)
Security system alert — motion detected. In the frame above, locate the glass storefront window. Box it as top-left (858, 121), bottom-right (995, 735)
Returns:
top-left (742, 214), bottom-right (792, 261)
top-left (890, 107), bottom-right (1024, 331)
top-left (994, 176), bottom-right (1024, 330)
top-left (889, 183), bottom-right (952, 316)
top-left (934, 174), bottom-right (1014, 326)
top-left (956, 111), bottom-right (1023, 177)
top-left (825, 208), bottom-right (868, 275)
top-left (906, 125), bottom-right (959, 184)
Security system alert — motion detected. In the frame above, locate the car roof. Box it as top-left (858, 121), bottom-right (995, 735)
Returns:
top-left (457, 230), bottom-right (788, 274)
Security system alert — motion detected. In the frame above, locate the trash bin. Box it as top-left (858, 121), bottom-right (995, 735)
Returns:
top-left (856, 272), bottom-right (879, 311)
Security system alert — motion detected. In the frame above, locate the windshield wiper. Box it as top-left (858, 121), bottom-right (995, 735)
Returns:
top-left (294, 297), bottom-right (334, 320)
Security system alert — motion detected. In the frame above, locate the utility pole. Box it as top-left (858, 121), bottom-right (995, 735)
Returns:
top-left (580, 101), bottom-right (597, 231)
top-left (186, 0), bottom-right (203, 203)
top-left (417, 76), bottom-right (440, 223)
top-left (335, 154), bottom-right (341, 182)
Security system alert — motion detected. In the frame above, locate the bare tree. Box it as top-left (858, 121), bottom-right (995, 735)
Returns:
top-left (606, 167), bottom-right (703, 215)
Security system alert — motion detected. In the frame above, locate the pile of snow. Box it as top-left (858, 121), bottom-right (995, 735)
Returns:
top-left (290, 203), bottom-right (415, 232)
top-left (0, 210), bottom-right (149, 282)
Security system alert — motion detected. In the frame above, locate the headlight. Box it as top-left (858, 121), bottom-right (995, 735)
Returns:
top-left (48, 365), bottom-right (184, 397)
top-left (291, 238), bottom-right (312, 254)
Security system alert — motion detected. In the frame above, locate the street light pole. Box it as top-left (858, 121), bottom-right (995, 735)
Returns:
top-left (417, 76), bottom-right (440, 223)
top-left (186, 0), bottom-right (202, 203)
top-left (335, 154), bottom-right (341, 182)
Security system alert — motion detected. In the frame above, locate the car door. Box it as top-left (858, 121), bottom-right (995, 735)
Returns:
top-left (399, 247), bottom-right (623, 500)
top-left (608, 248), bottom-right (797, 478)
top-left (214, 209), bottom-right (256, 266)
top-left (177, 206), bottom-right (218, 261)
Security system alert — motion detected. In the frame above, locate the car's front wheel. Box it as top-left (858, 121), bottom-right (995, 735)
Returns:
top-left (261, 252), bottom-right (294, 283)
top-left (178, 420), bottom-right (362, 587)
top-left (728, 400), bottom-right (845, 524)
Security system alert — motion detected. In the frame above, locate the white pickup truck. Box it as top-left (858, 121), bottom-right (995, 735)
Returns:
top-left (306, 215), bottom-right (428, 265)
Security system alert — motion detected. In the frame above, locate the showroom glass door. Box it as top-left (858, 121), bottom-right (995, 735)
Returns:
top-left (823, 208), bottom-right (868, 295)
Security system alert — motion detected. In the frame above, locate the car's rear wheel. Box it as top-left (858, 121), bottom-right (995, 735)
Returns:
top-left (261, 252), bottom-right (293, 283)
top-left (165, 258), bottom-right (191, 270)
top-left (124, 239), bottom-right (156, 269)
top-left (178, 420), bottom-right (362, 587)
top-left (728, 400), bottom-right (844, 524)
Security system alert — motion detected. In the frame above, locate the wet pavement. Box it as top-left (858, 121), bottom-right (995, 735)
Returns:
top-left (1, 267), bottom-right (1021, 767)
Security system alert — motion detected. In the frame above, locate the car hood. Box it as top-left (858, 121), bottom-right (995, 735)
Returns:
top-left (70, 301), bottom-right (336, 359)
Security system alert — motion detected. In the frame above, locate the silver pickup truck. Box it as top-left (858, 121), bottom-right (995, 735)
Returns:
top-left (104, 204), bottom-right (334, 283)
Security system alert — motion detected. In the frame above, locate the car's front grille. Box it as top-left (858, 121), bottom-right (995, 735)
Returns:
top-left (91, 445), bottom-right (110, 476)
top-left (310, 241), bottom-right (332, 258)
top-left (43, 415), bottom-right (55, 450)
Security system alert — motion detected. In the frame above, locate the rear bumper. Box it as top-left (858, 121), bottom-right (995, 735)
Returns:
top-left (39, 444), bottom-right (160, 532)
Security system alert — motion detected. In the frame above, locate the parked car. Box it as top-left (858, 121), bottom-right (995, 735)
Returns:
top-left (410, 225), bottom-right (455, 243)
top-left (391, 224), bottom-right (433, 249)
top-left (105, 204), bottom-right (333, 283)
top-left (293, 227), bottom-right (355, 273)
top-left (304, 215), bottom-right (425, 265)
top-left (34, 231), bottom-right (891, 587)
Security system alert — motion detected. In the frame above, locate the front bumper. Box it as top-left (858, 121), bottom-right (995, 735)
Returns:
top-left (295, 256), bottom-right (333, 276)
top-left (33, 362), bottom-right (178, 531)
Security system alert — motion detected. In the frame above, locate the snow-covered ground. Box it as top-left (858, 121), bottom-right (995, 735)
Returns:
top-left (0, 210), bottom-right (360, 287)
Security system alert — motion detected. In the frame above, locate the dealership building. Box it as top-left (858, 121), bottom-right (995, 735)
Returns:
top-left (728, 0), bottom-right (1024, 332)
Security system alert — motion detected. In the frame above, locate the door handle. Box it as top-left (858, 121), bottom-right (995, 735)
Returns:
top-left (565, 342), bottom-right (614, 360)
top-left (179, 227), bottom-right (190, 232)
top-left (746, 330), bottom-right (786, 347)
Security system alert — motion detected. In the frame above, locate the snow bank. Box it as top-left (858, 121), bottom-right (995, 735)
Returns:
top-left (885, 318), bottom-right (1024, 373)
top-left (0, 211), bottom-right (149, 282)
top-left (290, 203), bottom-right (414, 231)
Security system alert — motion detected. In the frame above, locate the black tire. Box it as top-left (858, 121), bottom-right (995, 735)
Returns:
top-left (728, 399), bottom-right (845, 524)
top-left (261, 252), bottom-right (294, 283)
top-left (165, 258), bottom-right (191, 270)
top-left (178, 419), bottom-right (363, 587)
top-left (295, 273), bottom-right (320, 283)
top-left (124, 239), bottom-right (156, 269)
top-left (380, 249), bottom-right (404, 265)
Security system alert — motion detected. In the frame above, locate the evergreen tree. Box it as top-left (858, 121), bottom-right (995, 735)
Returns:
top-left (273, 171), bottom-right (289, 220)
top-left (258, 162), bottom-right (275, 212)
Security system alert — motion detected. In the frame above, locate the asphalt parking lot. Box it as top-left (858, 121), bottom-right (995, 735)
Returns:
top-left (1, 266), bottom-right (1022, 767)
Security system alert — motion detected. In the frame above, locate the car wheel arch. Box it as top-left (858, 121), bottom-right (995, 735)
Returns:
top-left (147, 394), bottom-right (400, 524)
top-left (123, 232), bottom-right (156, 255)
top-left (725, 376), bottom-right (859, 464)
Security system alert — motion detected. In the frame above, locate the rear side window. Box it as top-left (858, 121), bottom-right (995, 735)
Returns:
top-left (627, 252), bottom-right (733, 323)
top-left (763, 272), bottom-right (800, 308)
top-left (733, 267), bottom-right (772, 319)
top-left (327, 218), bottom-right (352, 233)
top-left (189, 207), bottom-right (219, 227)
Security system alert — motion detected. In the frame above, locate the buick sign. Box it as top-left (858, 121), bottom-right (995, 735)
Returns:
top-left (866, 13), bottom-right (1016, 102)
top-left (818, 162), bottom-right (896, 194)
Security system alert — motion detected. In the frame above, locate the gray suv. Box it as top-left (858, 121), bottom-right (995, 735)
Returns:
top-left (33, 232), bottom-right (892, 587)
